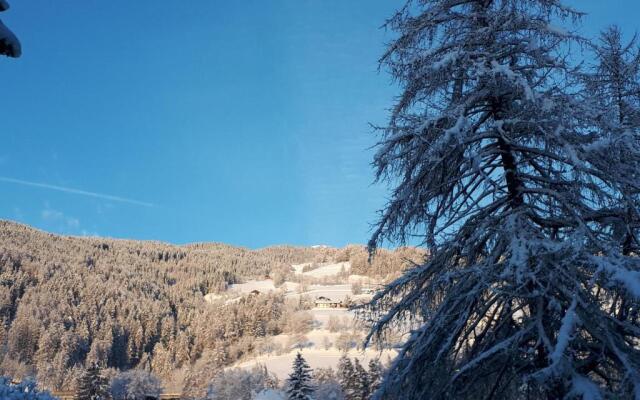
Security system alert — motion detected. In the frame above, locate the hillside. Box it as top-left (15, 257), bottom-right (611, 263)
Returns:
top-left (0, 220), bottom-right (424, 395)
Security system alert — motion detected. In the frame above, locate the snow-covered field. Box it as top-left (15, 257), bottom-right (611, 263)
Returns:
top-left (229, 295), bottom-right (394, 379)
top-left (285, 284), bottom-right (352, 301)
top-left (309, 308), bottom-right (352, 327)
top-left (300, 262), bottom-right (350, 278)
top-left (203, 293), bottom-right (223, 303)
top-left (228, 279), bottom-right (277, 294)
top-left (291, 263), bottom-right (310, 274)
top-left (290, 261), bottom-right (385, 282)
top-left (235, 348), bottom-right (395, 380)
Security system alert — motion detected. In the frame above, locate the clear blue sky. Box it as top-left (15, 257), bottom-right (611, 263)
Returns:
top-left (0, 1), bottom-right (637, 248)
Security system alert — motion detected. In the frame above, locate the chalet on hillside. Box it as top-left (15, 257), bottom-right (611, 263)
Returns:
top-left (314, 296), bottom-right (344, 309)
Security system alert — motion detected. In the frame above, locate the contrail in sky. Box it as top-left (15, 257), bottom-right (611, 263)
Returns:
top-left (0, 176), bottom-right (155, 208)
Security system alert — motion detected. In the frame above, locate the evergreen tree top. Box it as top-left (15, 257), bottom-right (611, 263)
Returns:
top-left (286, 353), bottom-right (314, 400)
top-left (76, 364), bottom-right (111, 400)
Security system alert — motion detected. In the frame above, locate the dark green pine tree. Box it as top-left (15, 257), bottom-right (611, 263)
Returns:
top-left (286, 352), bottom-right (314, 400)
top-left (76, 363), bottom-right (111, 400)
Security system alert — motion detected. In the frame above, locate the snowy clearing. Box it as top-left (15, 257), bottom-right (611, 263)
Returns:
top-left (301, 262), bottom-right (350, 278)
top-left (234, 348), bottom-right (396, 380)
top-left (229, 279), bottom-right (278, 294)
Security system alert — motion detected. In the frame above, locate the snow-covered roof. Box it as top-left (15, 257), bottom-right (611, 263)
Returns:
top-left (314, 298), bottom-right (340, 304)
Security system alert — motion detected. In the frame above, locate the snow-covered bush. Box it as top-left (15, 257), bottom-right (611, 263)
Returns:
top-left (0, 377), bottom-right (55, 400)
top-left (314, 367), bottom-right (344, 400)
top-left (284, 311), bottom-right (313, 335)
top-left (110, 369), bottom-right (162, 400)
top-left (254, 389), bottom-right (285, 400)
top-left (206, 365), bottom-right (278, 400)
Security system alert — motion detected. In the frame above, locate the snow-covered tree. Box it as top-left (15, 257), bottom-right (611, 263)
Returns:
top-left (367, 359), bottom-right (383, 396)
top-left (314, 367), bottom-right (345, 400)
top-left (0, 377), bottom-right (55, 400)
top-left (255, 389), bottom-right (286, 400)
top-left (337, 355), bottom-right (357, 400)
top-left (110, 369), bottom-right (162, 400)
top-left (0, 0), bottom-right (20, 57)
top-left (586, 25), bottom-right (640, 130)
top-left (285, 353), bottom-right (314, 400)
top-left (366, 0), bottom-right (640, 399)
top-left (352, 359), bottom-right (370, 400)
top-left (584, 25), bottom-right (640, 265)
top-left (76, 363), bottom-right (111, 400)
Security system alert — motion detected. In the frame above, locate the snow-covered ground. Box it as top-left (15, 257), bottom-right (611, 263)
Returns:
top-left (203, 293), bottom-right (223, 303)
top-left (309, 308), bottom-right (352, 327)
top-left (230, 298), bottom-right (394, 380)
top-left (347, 274), bottom-right (377, 284)
top-left (229, 279), bottom-right (277, 294)
top-left (235, 348), bottom-right (395, 381)
top-left (291, 261), bottom-right (346, 277)
top-left (291, 263), bottom-right (310, 274)
top-left (207, 282), bottom-right (369, 306)
top-left (301, 262), bottom-right (350, 278)
top-left (208, 260), bottom-right (394, 378)
top-left (204, 262), bottom-right (381, 304)
top-left (285, 284), bottom-right (352, 301)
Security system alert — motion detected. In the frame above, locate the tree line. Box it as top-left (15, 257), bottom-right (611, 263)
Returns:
top-left (205, 353), bottom-right (385, 400)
